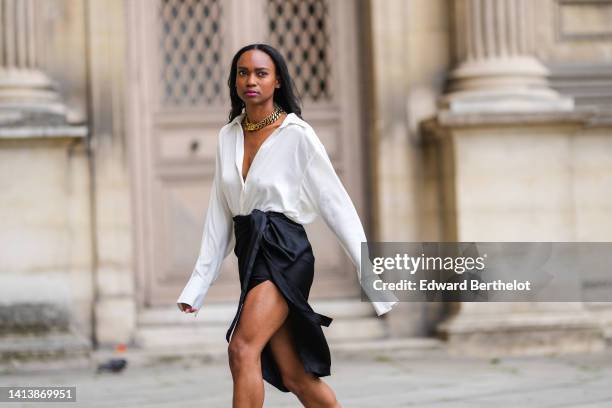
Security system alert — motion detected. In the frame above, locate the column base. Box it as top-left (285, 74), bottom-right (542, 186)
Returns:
top-left (586, 303), bottom-right (612, 347)
top-left (439, 88), bottom-right (574, 114)
top-left (437, 303), bottom-right (605, 357)
top-left (441, 57), bottom-right (575, 113)
top-left (0, 68), bottom-right (68, 125)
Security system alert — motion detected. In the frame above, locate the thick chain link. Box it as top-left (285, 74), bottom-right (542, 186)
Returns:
top-left (242, 105), bottom-right (285, 132)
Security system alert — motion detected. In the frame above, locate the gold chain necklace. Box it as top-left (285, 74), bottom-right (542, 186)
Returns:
top-left (242, 105), bottom-right (285, 132)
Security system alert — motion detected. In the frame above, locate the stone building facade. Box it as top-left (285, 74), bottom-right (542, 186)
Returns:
top-left (1, 0), bottom-right (611, 360)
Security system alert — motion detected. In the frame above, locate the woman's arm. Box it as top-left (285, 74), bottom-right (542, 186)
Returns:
top-left (177, 132), bottom-right (234, 314)
top-left (299, 128), bottom-right (398, 316)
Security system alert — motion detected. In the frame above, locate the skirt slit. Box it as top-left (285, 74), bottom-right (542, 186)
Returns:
top-left (228, 209), bottom-right (334, 393)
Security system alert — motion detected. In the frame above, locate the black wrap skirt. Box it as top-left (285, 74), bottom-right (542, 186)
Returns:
top-left (226, 208), bottom-right (333, 392)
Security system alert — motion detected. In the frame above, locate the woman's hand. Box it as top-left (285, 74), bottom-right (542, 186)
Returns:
top-left (177, 303), bottom-right (198, 313)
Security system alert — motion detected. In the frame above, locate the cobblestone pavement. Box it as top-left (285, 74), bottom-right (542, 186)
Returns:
top-left (1, 347), bottom-right (611, 407)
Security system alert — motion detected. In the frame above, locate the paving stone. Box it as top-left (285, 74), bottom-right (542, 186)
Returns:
top-left (1, 348), bottom-right (611, 407)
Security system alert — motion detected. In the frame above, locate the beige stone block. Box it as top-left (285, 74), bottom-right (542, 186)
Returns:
top-left (0, 227), bottom-right (69, 270)
top-left (409, 0), bottom-right (449, 32)
top-left (558, 2), bottom-right (612, 38)
top-left (0, 141), bottom-right (91, 274)
top-left (459, 210), bottom-right (575, 241)
top-left (96, 267), bottom-right (135, 297)
top-left (0, 273), bottom-right (72, 303)
top-left (574, 175), bottom-right (612, 209)
top-left (69, 293), bottom-right (95, 339)
top-left (96, 227), bottom-right (133, 264)
top-left (95, 297), bottom-right (136, 345)
top-left (455, 129), bottom-right (571, 174)
top-left (96, 188), bottom-right (132, 226)
top-left (457, 172), bottom-right (573, 212)
top-left (574, 133), bottom-right (612, 212)
top-left (66, 231), bottom-right (94, 266)
top-left (1, 157), bottom-right (68, 226)
top-left (533, 0), bottom-right (612, 63)
top-left (576, 209), bottom-right (612, 241)
top-left (439, 127), bottom-right (584, 241)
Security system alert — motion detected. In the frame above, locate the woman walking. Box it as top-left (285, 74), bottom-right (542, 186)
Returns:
top-left (177, 43), bottom-right (397, 407)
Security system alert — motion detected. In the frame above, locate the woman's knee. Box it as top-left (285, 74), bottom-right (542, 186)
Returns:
top-left (282, 372), bottom-right (312, 396)
top-left (227, 337), bottom-right (259, 371)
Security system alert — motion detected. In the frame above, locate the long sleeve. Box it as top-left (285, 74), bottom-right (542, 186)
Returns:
top-left (176, 135), bottom-right (234, 311)
top-left (299, 130), bottom-right (398, 316)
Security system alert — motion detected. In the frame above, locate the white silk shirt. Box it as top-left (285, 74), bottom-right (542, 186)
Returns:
top-left (177, 112), bottom-right (398, 316)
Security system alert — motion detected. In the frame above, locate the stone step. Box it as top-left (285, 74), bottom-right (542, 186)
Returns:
top-left (93, 337), bottom-right (445, 369)
top-left (134, 325), bottom-right (229, 349)
top-left (138, 299), bottom-right (375, 326)
top-left (134, 315), bottom-right (387, 349)
top-left (0, 333), bottom-right (91, 365)
top-left (135, 300), bottom-right (386, 350)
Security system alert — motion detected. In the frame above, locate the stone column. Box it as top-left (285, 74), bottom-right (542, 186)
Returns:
top-left (441, 0), bottom-right (573, 112)
top-left (0, 0), bottom-right (90, 362)
top-left (420, 0), bottom-right (604, 357)
top-left (0, 0), bottom-right (66, 123)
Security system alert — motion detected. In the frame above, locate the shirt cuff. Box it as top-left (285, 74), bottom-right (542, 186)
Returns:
top-left (176, 273), bottom-right (207, 311)
top-left (373, 300), bottom-right (399, 317)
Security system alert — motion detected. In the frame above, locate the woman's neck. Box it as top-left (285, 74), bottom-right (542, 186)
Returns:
top-left (244, 103), bottom-right (275, 123)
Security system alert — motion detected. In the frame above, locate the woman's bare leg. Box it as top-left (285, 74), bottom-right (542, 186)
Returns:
top-left (227, 280), bottom-right (289, 408)
top-left (268, 318), bottom-right (342, 408)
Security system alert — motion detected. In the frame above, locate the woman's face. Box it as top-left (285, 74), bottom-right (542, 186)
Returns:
top-left (235, 49), bottom-right (280, 106)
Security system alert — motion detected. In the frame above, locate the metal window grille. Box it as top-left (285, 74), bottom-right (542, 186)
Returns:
top-left (159, 0), bottom-right (224, 106)
top-left (267, 0), bottom-right (332, 102)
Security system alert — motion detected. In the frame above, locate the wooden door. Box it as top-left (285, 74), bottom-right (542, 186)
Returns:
top-left (128, 0), bottom-right (367, 307)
